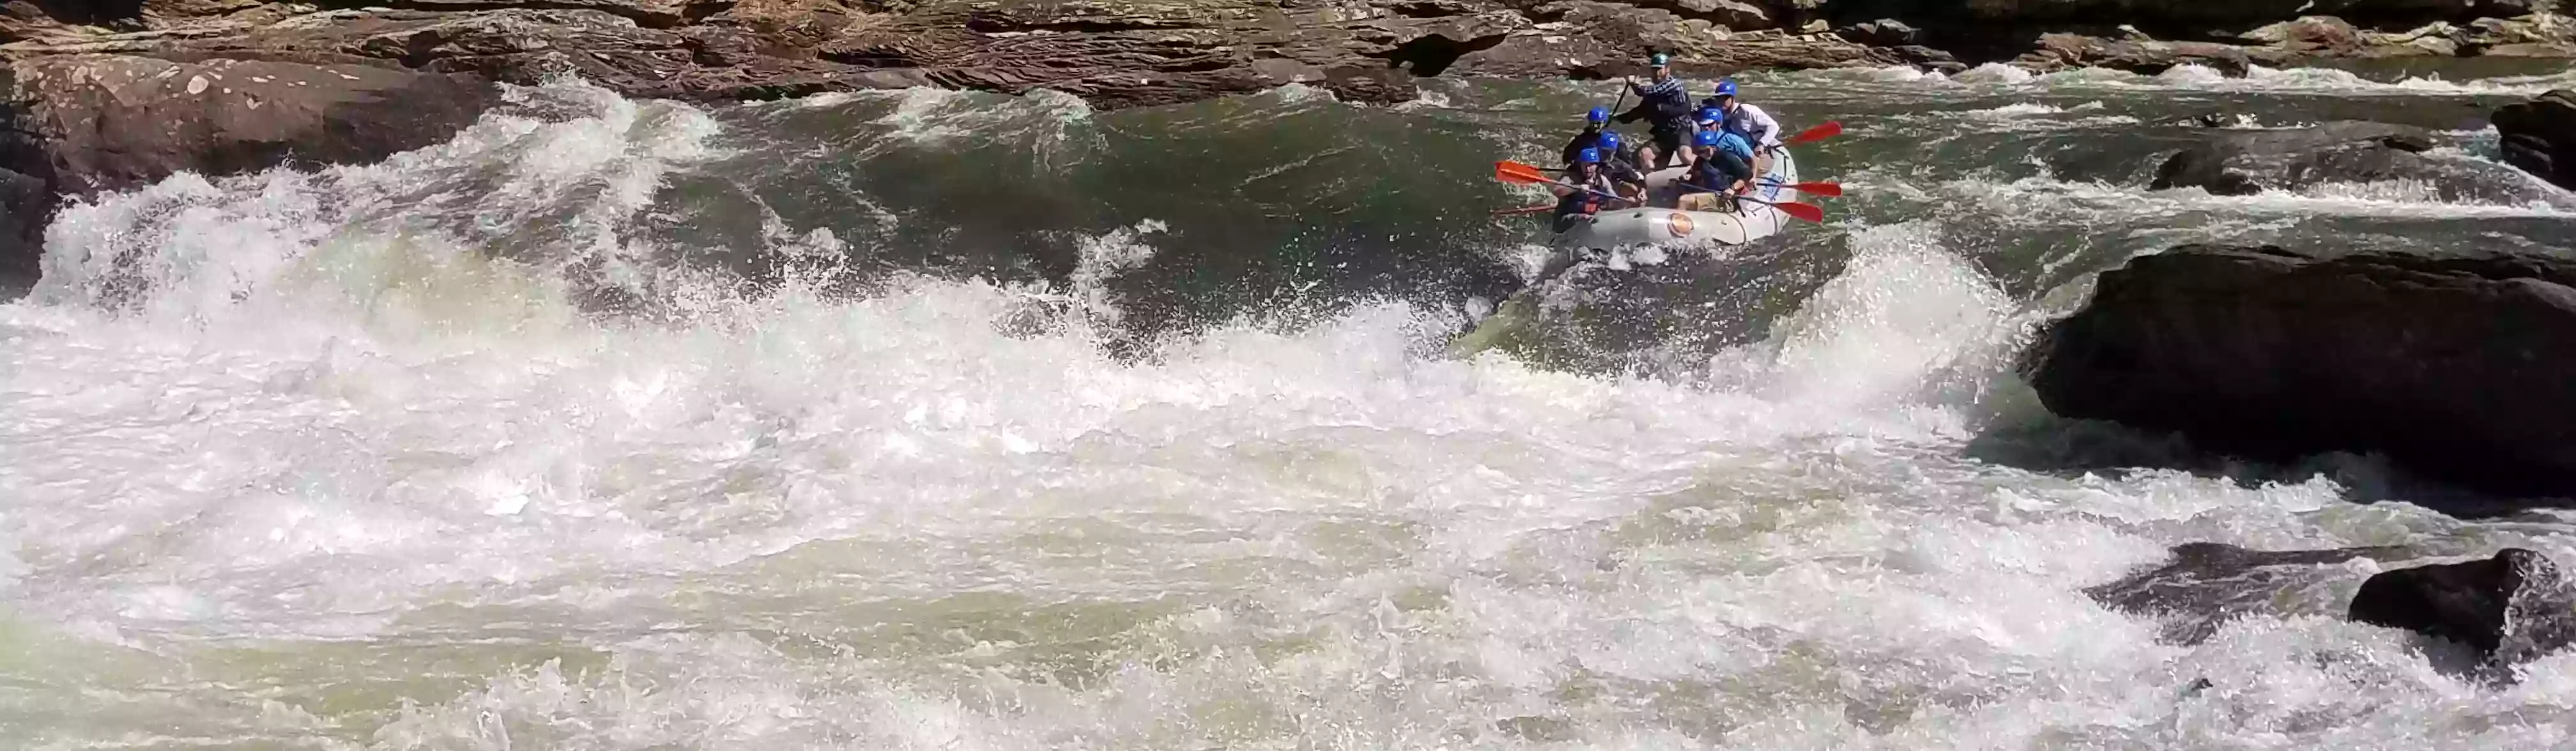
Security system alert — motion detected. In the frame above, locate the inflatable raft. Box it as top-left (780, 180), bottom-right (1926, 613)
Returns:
top-left (1552, 147), bottom-right (1800, 251)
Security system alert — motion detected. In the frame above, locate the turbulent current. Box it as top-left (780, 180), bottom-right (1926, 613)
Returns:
top-left (8, 61), bottom-right (2576, 749)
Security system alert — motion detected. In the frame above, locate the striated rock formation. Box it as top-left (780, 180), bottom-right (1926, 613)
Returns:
top-left (2023, 244), bottom-right (2576, 500)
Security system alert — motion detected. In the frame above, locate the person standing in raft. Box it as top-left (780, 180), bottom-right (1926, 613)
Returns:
top-left (1561, 106), bottom-right (1613, 166)
top-left (1706, 79), bottom-right (1782, 177)
top-left (1675, 129), bottom-right (1754, 212)
top-left (1552, 147), bottom-right (1638, 232)
top-left (1616, 52), bottom-right (1697, 170)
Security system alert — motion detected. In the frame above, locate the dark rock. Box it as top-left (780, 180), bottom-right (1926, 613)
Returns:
top-left (2494, 89), bottom-right (2576, 190)
top-left (0, 166), bottom-right (46, 288)
top-left (2349, 548), bottom-right (2576, 664)
top-left (1836, 18), bottom-right (1921, 46)
top-left (2088, 542), bottom-right (2400, 645)
top-left (2023, 244), bottom-right (2576, 499)
top-left (2145, 120), bottom-right (2449, 196)
top-left (2149, 145), bottom-right (2267, 195)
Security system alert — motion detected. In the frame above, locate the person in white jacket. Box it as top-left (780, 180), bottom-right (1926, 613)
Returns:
top-left (1706, 79), bottom-right (1782, 178)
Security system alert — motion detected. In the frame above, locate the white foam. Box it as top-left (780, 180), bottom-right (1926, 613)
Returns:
top-left (4, 77), bottom-right (2572, 751)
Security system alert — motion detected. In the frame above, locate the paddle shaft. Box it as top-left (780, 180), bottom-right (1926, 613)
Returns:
top-left (1678, 182), bottom-right (1821, 221)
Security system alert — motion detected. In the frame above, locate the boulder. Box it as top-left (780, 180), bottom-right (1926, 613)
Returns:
top-left (2145, 121), bottom-right (2443, 196)
top-left (0, 54), bottom-right (495, 281)
top-left (2088, 543), bottom-right (2400, 645)
top-left (2349, 548), bottom-right (2576, 665)
top-left (2148, 144), bottom-right (2266, 195)
top-left (2494, 89), bottom-right (2576, 190)
top-left (2023, 244), bottom-right (2576, 499)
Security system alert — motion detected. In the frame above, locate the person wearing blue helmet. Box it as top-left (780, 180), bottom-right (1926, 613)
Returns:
top-left (1560, 105), bottom-right (1613, 166)
top-left (1705, 78), bottom-right (1782, 176)
top-left (1551, 147), bottom-right (1638, 232)
top-left (1675, 128), bottom-right (1755, 212)
top-left (1616, 52), bottom-right (1697, 170)
top-left (1593, 130), bottom-right (1646, 182)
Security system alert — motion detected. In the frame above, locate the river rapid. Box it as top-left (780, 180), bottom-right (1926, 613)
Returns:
top-left (7, 61), bottom-right (2576, 749)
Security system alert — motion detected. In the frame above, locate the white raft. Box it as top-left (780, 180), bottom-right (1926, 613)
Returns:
top-left (1551, 147), bottom-right (1800, 250)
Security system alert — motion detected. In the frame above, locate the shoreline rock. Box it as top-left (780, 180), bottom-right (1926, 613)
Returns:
top-left (2022, 244), bottom-right (2576, 502)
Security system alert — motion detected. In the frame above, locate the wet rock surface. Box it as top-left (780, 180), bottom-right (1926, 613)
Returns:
top-left (2349, 548), bottom-right (2576, 665)
top-left (2495, 89), bottom-right (2576, 190)
top-left (2024, 243), bottom-right (2576, 501)
top-left (2087, 542), bottom-right (2398, 646)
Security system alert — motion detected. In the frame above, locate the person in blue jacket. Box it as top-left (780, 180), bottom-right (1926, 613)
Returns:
top-left (1674, 129), bottom-right (1755, 212)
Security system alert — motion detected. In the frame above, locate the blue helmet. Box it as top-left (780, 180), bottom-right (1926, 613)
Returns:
top-left (1575, 147), bottom-right (1602, 164)
top-left (1713, 79), bottom-right (1738, 98)
top-left (1697, 106), bottom-right (1723, 123)
top-left (1598, 131), bottom-right (1622, 151)
top-left (1692, 130), bottom-right (1720, 148)
top-left (1586, 106), bottom-right (1609, 123)
top-left (1650, 52), bottom-right (1671, 67)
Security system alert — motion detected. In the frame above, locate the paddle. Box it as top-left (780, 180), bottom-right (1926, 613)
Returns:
top-left (1492, 204), bottom-right (1556, 216)
top-left (1761, 179), bottom-right (1842, 197)
top-left (1784, 121), bottom-right (1843, 145)
top-left (1494, 160), bottom-right (1633, 205)
top-left (1678, 182), bottom-right (1825, 223)
top-left (1604, 81), bottom-right (1629, 128)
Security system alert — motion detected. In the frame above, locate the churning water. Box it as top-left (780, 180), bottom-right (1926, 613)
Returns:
top-left (6, 63), bottom-right (2576, 748)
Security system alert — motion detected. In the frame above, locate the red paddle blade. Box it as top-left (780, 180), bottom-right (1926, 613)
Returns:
top-left (1773, 201), bottom-right (1825, 223)
top-left (1494, 160), bottom-right (1551, 185)
top-left (1786, 121), bottom-right (1843, 145)
top-left (1783, 181), bottom-right (1842, 197)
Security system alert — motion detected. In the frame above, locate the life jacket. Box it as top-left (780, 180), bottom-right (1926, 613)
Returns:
top-left (1712, 130), bottom-right (1755, 162)
top-left (1554, 171), bottom-right (1618, 219)
top-left (1681, 158), bottom-right (1733, 194)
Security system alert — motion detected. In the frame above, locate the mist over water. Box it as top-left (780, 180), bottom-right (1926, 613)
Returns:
top-left (6, 63), bottom-right (2576, 748)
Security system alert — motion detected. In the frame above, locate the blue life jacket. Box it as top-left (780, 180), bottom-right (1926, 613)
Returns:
top-left (1712, 130), bottom-right (1755, 162)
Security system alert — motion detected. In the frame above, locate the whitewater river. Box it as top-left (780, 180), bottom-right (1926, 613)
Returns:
top-left (7, 61), bottom-right (2576, 748)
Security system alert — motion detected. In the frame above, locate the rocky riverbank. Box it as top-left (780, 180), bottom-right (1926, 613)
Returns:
top-left (3, 1), bottom-right (2573, 284)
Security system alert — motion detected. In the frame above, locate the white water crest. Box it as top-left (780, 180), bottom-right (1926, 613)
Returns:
top-left (6, 81), bottom-right (2576, 750)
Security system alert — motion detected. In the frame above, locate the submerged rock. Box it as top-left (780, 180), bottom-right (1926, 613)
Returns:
top-left (2087, 542), bottom-right (2398, 645)
top-left (2146, 121), bottom-right (2444, 196)
top-left (2349, 548), bottom-right (2576, 665)
top-left (2494, 89), bottom-right (2576, 190)
top-left (2023, 244), bottom-right (2576, 500)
